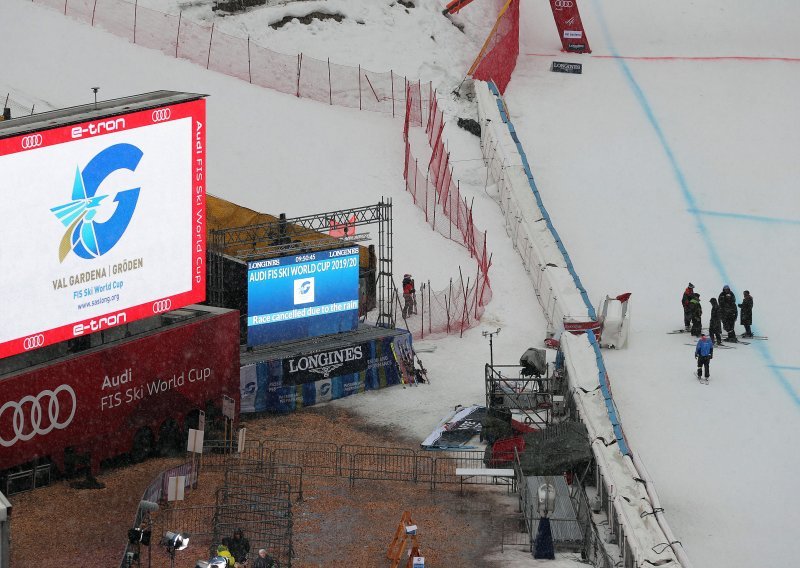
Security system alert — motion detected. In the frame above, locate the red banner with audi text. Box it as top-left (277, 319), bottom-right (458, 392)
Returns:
top-left (549, 0), bottom-right (591, 54)
top-left (0, 98), bottom-right (206, 359)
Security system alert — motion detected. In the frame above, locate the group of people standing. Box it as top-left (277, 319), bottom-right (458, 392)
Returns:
top-left (681, 283), bottom-right (754, 344)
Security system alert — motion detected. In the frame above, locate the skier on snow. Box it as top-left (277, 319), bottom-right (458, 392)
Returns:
top-left (681, 283), bottom-right (695, 331)
top-left (738, 290), bottom-right (754, 338)
top-left (688, 292), bottom-right (703, 337)
top-left (708, 297), bottom-right (723, 346)
top-left (718, 285), bottom-right (738, 342)
top-left (695, 333), bottom-right (714, 380)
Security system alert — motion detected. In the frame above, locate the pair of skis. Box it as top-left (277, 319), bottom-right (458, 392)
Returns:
top-left (695, 372), bottom-right (710, 385)
top-left (391, 341), bottom-right (430, 388)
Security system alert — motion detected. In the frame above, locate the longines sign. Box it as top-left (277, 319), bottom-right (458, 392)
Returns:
top-left (283, 344), bottom-right (369, 384)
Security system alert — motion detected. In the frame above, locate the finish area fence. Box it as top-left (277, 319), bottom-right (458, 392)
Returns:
top-left (32, 0), bottom-right (427, 116)
top-left (201, 438), bottom-right (495, 491)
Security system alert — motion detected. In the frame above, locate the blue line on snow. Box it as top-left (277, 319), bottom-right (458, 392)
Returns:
top-left (768, 365), bottom-right (800, 371)
top-left (592, 1), bottom-right (799, 409)
top-left (688, 208), bottom-right (800, 226)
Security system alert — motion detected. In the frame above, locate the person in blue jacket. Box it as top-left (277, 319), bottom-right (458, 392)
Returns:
top-left (695, 334), bottom-right (714, 379)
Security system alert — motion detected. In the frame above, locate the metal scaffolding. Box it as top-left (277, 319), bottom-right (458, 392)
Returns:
top-left (208, 200), bottom-right (395, 330)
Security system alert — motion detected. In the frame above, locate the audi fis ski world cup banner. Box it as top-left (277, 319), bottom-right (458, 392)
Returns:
top-left (0, 98), bottom-right (206, 358)
top-left (247, 247), bottom-right (360, 346)
top-left (549, 0), bottom-right (591, 53)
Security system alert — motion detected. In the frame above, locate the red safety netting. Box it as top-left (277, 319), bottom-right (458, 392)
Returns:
top-left (400, 84), bottom-right (493, 340)
top-left (37, 0), bottom-right (427, 117)
top-left (469, 0), bottom-right (520, 94)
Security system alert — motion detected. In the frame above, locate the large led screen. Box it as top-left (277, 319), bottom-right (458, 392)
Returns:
top-left (0, 98), bottom-right (206, 358)
top-left (247, 247), bottom-right (360, 346)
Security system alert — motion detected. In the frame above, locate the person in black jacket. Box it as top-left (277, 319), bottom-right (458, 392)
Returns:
top-left (718, 285), bottom-right (738, 341)
top-left (688, 293), bottom-right (703, 337)
top-left (708, 297), bottom-right (723, 346)
top-left (222, 528), bottom-right (250, 565)
top-left (739, 290), bottom-right (754, 338)
top-left (681, 283), bottom-right (695, 331)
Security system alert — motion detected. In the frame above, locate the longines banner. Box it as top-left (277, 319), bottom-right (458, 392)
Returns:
top-left (282, 343), bottom-right (370, 385)
top-left (0, 97), bottom-right (206, 358)
top-left (239, 332), bottom-right (411, 413)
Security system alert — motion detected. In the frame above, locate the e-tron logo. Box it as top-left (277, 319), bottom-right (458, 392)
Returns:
top-left (50, 143), bottom-right (142, 262)
top-left (152, 299), bottom-right (173, 313)
top-left (21, 134), bottom-right (43, 149)
top-left (0, 385), bottom-right (77, 447)
top-left (23, 334), bottom-right (45, 350)
top-left (151, 108), bottom-right (172, 122)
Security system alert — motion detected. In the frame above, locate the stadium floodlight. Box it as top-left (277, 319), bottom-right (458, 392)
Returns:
top-left (161, 531), bottom-right (190, 568)
top-left (194, 557), bottom-right (229, 568)
top-left (162, 531), bottom-right (189, 551)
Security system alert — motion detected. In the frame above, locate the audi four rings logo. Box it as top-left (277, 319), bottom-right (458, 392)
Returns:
top-left (23, 334), bottom-right (45, 350)
top-left (152, 299), bottom-right (172, 313)
top-left (554, 0), bottom-right (573, 8)
top-left (21, 134), bottom-right (43, 149)
top-left (0, 385), bottom-right (77, 447)
top-left (152, 108), bottom-right (172, 122)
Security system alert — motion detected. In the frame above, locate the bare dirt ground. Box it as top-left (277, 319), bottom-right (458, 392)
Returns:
top-left (9, 405), bottom-right (520, 568)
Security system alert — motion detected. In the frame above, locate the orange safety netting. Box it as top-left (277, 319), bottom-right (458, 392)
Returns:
top-left (400, 83), bottom-right (493, 340)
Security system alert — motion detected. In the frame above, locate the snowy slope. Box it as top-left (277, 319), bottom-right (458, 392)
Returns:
top-left (506, 2), bottom-right (800, 567)
top-left (4, 0), bottom-right (799, 566)
top-left (1, 2), bottom-right (555, 566)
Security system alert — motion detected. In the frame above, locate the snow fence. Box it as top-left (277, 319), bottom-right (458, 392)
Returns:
top-left (475, 80), bottom-right (693, 568)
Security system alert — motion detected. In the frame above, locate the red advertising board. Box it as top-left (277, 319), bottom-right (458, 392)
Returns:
top-left (0, 95), bottom-right (206, 359)
top-left (0, 308), bottom-right (239, 474)
top-left (549, 0), bottom-right (591, 53)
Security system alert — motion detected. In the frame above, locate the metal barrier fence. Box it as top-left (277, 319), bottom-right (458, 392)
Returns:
top-left (201, 438), bottom-right (499, 491)
top-left (214, 474), bottom-right (293, 567)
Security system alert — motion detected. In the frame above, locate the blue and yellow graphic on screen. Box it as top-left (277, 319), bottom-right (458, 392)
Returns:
top-left (51, 143), bottom-right (142, 262)
top-left (247, 248), bottom-right (360, 346)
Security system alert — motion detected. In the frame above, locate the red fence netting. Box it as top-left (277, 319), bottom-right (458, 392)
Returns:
top-left (36, 0), bottom-right (428, 117)
top-left (468, 0), bottom-right (520, 94)
top-left (399, 84), bottom-right (493, 339)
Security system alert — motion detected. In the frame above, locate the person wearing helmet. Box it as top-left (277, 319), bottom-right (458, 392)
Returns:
top-left (681, 283), bottom-right (695, 331)
top-left (401, 274), bottom-right (415, 319)
top-left (718, 285), bottom-right (738, 341)
top-left (738, 290), bottom-right (754, 338)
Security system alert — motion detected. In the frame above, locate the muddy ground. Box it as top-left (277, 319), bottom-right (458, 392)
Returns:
top-left (9, 406), bottom-right (521, 567)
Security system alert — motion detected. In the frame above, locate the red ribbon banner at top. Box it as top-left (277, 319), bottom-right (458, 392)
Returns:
top-left (549, 0), bottom-right (591, 54)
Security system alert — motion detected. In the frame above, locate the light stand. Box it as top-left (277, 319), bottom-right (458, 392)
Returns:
top-left (161, 531), bottom-right (189, 568)
top-left (91, 87), bottom-right (99, 109)
top-left (482, 328), bottom-right (501, 368)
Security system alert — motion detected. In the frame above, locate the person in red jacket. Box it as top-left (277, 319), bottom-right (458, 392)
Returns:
top-left (681, 283), bottom-right (695, 331)
top-left (402, 274), bottom-right (415, 318)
